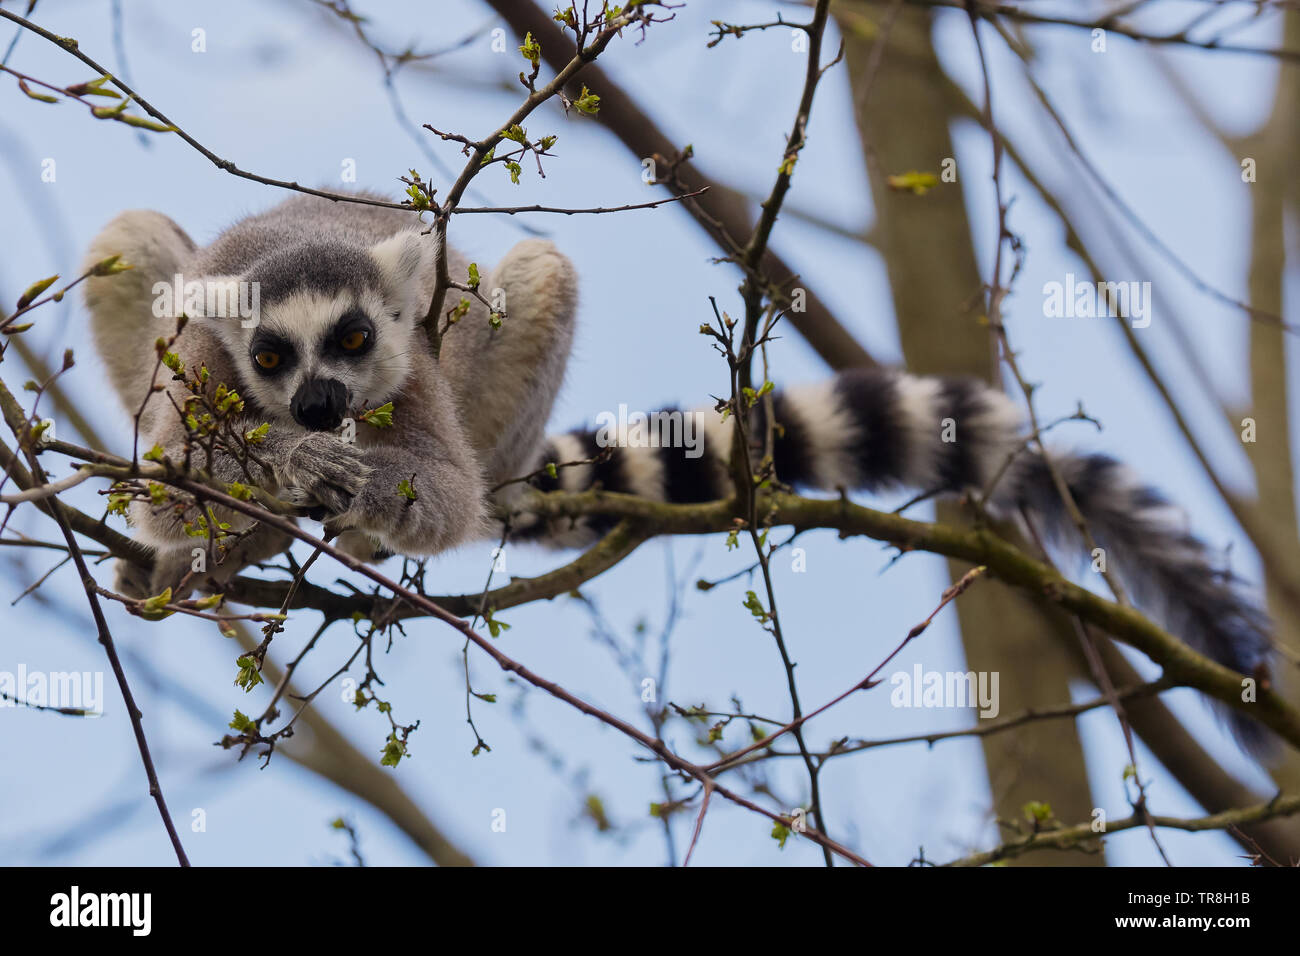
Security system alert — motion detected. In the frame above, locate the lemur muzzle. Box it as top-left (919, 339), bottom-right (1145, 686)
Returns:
top-left (291, 376), bottom-right (348, 431)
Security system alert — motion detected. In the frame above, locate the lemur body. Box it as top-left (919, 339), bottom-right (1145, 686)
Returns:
top-left (85, 193), bottom-right (574, 583)
top-left (84, 192), bottom-right (1272, 747)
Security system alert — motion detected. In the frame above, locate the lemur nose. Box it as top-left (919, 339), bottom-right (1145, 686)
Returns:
top-left (291, 377), bottom-right (348, 431)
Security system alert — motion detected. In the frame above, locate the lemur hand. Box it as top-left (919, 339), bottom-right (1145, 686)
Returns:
top-left (274, 431), bottom-right (372, 516)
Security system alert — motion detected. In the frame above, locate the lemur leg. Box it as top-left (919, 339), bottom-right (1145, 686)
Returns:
top-left (83, 210), bottom-right (197, 413)
top-left (116, 523), bottom-right (295, 600)
top-left (322, 350), bottom-right (491, 559)
top-left (440, 239), bottom-right (578, 487)
top-left (84, 209), bottom-right (200, 598)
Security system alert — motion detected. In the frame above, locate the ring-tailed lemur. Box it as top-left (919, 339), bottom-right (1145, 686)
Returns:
top-left (84, 192), bottom-right (1272, 748)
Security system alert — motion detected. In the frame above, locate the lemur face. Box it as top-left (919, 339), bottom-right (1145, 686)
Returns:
top-left (210, 233), bottom-right (430, 430)
top-left (235, 286), bottom-right (414, 431)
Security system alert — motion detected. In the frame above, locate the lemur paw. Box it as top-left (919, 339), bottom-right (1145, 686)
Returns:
top-left (275, 432), bottom-right (372, 515)
top-left (113, 558), bottom-right (156, 601)
top-left (321, 487), bottom-right (403, 545)
top-left (334, 529), bottom-right (390, 562)
top-left (112, 549), bottom-right (195, 601)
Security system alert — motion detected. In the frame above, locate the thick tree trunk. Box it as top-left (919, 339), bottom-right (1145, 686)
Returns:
top-left (838, 1), bottom-right (1102, 865)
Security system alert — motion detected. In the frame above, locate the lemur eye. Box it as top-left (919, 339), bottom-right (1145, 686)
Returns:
top-left (254, 351), bottom-right (281, 370)
top-left (340, 329), bottom-right (368, 351)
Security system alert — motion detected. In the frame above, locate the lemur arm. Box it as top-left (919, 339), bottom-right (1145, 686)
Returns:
top-left (321, 346), bottom-right (489, 558)
top-left (437, 239), bottom-right (578, 487)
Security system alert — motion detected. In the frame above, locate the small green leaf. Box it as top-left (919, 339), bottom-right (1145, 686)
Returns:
top-left (887, 170), bottom-right (939, 196)
top-left (16, 275), bottom-right (58, 310)
top-left (380, 731), bottom-right (407, 768)
top-left (405, 183), bottom-right (430, 210)
top-left (66, 75), bottom-right (116, 97)
top-left (225, 481), bottom-right (253, 501)
top-left (139, 587), bottom-right (174, 621)
top-left (518, 31), bottom-right (541, 68)
top-left (234, 654), bottom-right (264, 693)
top-left (1023, 800), bottom-right (1054, 824)
top-left (90, 100), bottom-right (129, 119)
top-left (17, 79), bottom-right (59, 103)
top-left (117, 114), bottom-right (175, 133)
top-left (742, 590), bottom-right (770, 623)
top-left (573, 85), bottom-right (600, 115)
top-left (771, 821), bottom-right (791, 849)
top-left (106, 485), bottom-right (134, 517)
top-left (584, 794), bottom-right (611, 831)
top-left (359, 401), bottom-right (394, 428)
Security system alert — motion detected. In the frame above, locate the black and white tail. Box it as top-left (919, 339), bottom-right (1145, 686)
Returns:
top-left (514, 368), bottom-right (1273, 750)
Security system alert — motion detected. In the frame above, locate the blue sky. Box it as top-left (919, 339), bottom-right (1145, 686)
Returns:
top-left (0, 0), bottom-right (1294, 865)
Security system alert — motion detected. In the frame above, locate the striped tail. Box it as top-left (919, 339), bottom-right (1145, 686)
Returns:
top-left (512, 368), bottom-right (1273, 750)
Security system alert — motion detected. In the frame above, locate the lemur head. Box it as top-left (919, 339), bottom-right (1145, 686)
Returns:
top-left (210, 231), bottom-right (431, 431)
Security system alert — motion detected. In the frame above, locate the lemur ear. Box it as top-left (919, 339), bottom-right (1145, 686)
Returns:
top-left (187, 274), bottom-right (259, 347)
top-left (369, 232), bottom-right (432, 319)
